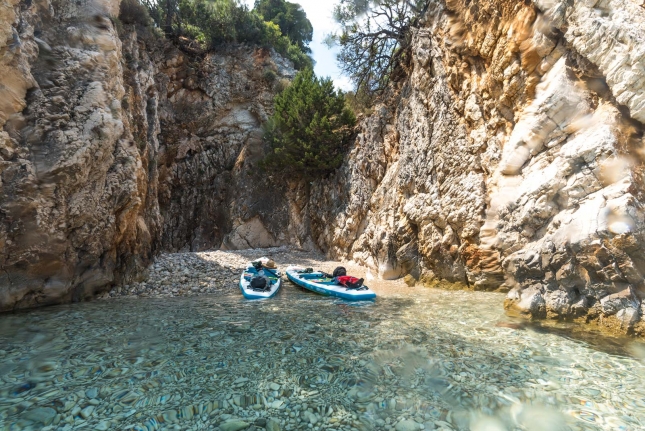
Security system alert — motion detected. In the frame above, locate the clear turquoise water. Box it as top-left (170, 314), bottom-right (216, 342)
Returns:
top-left (1, 285), bottom-right (644, 431)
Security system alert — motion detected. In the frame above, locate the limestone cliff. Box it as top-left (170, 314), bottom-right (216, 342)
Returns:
top-left (0, 0), bottom-right (146, 309)
top-left (0, 0), bottom-right (295, 310)
top-left (308, 0), bottom-right (645, 334)
top-left (119, 34), bottom-right (298, 252)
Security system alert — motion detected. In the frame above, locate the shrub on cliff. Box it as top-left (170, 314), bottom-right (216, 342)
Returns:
top-left (262, 69), bottom-right (356, 178)
top-left (119, 0), bottom-right (152, 27)
top-left (255, 0), bottom-right (313, 53)
top-left (143, 0), bottom-right (312, 69)
top-left (345, 85), bottom-right (374, 116)
top-left (259, 20), bottom-right (312, 69)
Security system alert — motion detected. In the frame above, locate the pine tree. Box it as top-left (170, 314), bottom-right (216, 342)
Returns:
top-left (332, 0), bottom-right (433, 95)
top-left (262, 70), bottom-right (356, 178)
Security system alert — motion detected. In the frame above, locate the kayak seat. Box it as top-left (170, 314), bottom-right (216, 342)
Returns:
top-left (298, 273), bottom-right (325, 280)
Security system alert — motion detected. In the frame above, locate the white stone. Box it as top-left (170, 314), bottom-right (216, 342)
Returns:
top-left (395, 419), bottom-right (421, 431)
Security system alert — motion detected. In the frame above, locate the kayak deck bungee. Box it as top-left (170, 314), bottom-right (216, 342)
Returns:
top-left (239, 260), bottom-right (282, 300)
top-left (286, 266), bottom-right (376, 301)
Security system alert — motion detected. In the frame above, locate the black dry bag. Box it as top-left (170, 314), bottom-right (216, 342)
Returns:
top-left (332, 266), bottom-right (347, 277)
top-left (250, 276), bottom-right (267, 290)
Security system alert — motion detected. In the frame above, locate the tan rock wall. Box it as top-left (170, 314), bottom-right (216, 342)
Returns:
top-left (0, 0), bottom-right (151, 309)
top-left (145, 44), bottom-right (298, 252)
top-left (308, 0), bottom-right (645, 334)
top-left (0, 0), bottom-right (297, 310)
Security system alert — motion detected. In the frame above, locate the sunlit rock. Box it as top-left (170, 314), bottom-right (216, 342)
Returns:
top-left (470, 416), bottom-right (507, 431)
top-left (513, 404), bottom-right (568, 431)
top-left (299, 0), bottom-right (645, 336)
top-left (505, 285), bottom-right (546, 318)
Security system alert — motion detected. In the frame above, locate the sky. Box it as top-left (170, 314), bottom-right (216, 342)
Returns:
top-left (241, 0), bottom-right (354, 91)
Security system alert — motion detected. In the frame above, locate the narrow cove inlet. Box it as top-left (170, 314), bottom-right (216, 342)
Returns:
top-left (1, 248), bottom-right (644, 431)
top-left (2, 0), bottom-right (645, 430)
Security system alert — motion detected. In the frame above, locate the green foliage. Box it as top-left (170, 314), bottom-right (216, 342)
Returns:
top-left (261, 21), bottom-right (290, 52)
top-left (119, 0), bottom-right (152, 27)
top-left (178, 0), bottom-right (250, 46)
top-left (262, 69), bottom-right (357, 178)
top-left (263, 68), bottom-right (277, 83)
top-left (273, 77), bottom-right (290, 93)
top-left (140, 0), bottom-right (180, 35)
top-left (142, 0), bottom-right (312, 69)
top-left (255, 16), bottom-right (313, 69)
top-left (345, 85), bottom-right (374, 116)
top-left (112, 16), bottom-right (125, 35)
top-left (286, 43), bottom-right (311, 70)
top-left (254, 0), bottom-right (313, 53)
top-left (331, 0), bottom-right (432, 95)
top-left (181, 23), bottom-right (207, 45)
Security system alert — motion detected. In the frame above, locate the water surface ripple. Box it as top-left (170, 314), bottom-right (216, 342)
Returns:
top-left (1, 285), bottom-right (644, 430)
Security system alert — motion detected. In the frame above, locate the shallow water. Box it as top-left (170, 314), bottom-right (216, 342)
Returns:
top-left (1, 282), bottom-right (644, 431)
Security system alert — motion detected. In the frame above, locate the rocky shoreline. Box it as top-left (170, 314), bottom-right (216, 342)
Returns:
top-left (102, 246), bottom-right (645, 338)
top-left (103, 247), bottom-right (374, 300)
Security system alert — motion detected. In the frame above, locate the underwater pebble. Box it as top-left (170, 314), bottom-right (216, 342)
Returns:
top-left (266, 418), bottom-right (281, 431)
top-left (80, 405), bottom-right (94, 419)
top-left (220, 419), bottom-right (250, 431)
top-left (24, 407), bottom-right (57, 425)
top-left (95, 420), bottom-right (110, 430)
top-left (396, 419), bottom-right (421, 431)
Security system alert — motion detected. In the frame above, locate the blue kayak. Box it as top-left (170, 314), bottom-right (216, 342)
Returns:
top-left (286, 266), bottom-right (376, 301)
top-left (239, 259), bottom-right (282, 300)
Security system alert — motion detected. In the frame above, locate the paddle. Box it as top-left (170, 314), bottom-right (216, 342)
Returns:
top-left (263, 267), bottom-right (280, 278)
top-left (252, 261), bottom-right (280, 280)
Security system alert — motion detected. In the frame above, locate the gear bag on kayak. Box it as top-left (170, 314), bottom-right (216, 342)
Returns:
top-left (335, 275), bottom-right (364, 289)
top-left (332, 266), bottom-right (346, 277)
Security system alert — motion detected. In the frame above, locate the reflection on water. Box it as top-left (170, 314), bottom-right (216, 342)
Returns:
top-left (0, 285), bottom-right (644, 431)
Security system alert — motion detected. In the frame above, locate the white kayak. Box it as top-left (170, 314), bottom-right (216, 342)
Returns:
top-left (239, 258), bottom-right (282, 300)
top-left (286, 266), bottom-right (376, 301)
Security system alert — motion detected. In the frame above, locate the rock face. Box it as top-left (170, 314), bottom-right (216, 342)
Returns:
top-left (307, 0), bottom-right (645, 334)
top-left (0, 0), bottom-right (296, 310)
top-left (121, 37), bottom-right (297, 252)
top-left (0, 0), bottom-right (149, 309)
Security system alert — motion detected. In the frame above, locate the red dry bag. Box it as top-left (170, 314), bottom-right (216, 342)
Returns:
top-left (336, 276), bottom-right (361, 286)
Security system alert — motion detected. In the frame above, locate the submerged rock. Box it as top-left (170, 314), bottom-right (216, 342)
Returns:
top-left (266, 418), bottom-right (281, 431)
top-left (23, 407), bottom-right (56, 425)
top-left (395, 419), bottom-right (421, 431)
top-left (220, 419), bottom-right (250, 431)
